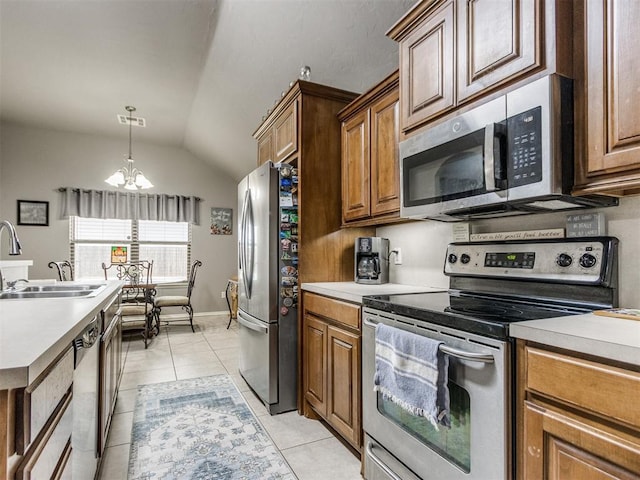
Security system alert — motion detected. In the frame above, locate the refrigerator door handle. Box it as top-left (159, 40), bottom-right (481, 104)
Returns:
top-left (244, 189), bottom-right (255, 298)
top-left (240, 188), bottom-right (251, 298)
top-left (238, 311), bottom-right (268, 334)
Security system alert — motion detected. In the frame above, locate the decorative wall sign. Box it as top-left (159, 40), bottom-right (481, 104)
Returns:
top-left (469, 228), bottom-right (565, 241)
top-left (211, 207), bottom-right (233, 235)
top-left (566, 213), bottom-right (606, 237)
top-left (111, 246), bottom-right (128, 263)
top-left (17, 200), bottom-right (49, 226)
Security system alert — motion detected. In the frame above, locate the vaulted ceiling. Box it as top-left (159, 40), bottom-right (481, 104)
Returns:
top-left (0, 0), bottom-right (415, 181)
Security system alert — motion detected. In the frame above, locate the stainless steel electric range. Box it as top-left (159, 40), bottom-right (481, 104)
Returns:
top-left (361, 237), bottom-right (619, 480)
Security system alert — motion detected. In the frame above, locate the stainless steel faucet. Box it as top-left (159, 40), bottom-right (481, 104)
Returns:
top-left (0, 220), bottom-right (22, 291)
top-left (0, 220), bottom-right (22, 255)
top-left (6, 279), bottom-right (28, 290)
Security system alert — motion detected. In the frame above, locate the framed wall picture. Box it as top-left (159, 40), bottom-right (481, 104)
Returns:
top-left (17, 200), bottom-right (49, 226)
top-left (211, 207), bottom-right (232, 235)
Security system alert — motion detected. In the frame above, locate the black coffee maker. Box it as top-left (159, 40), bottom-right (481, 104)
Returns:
top-left (354, 237), bottom-right (390, 284)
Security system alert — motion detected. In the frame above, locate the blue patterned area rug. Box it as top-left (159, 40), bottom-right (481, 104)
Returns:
top-left (128, 374), bottom-right (296, 479)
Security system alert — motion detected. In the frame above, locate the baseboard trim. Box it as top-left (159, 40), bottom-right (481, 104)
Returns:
top-left (195, 311), bottom-right (229, 317)
top-left (158, 311), bottom-right (228, 320)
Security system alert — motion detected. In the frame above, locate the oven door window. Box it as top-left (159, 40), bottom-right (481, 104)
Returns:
top-left (377, 377), bottom-right (471, 473)
top-left (403, 129), bottom-right (490, 206)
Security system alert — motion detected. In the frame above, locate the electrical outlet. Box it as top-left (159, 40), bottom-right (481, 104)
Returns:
top-left (393, 247), bottom-right (403, 265)
top-left (220, 291), bottom-right (226, 298)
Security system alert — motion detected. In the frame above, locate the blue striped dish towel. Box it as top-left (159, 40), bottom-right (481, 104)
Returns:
top-left (374, 323), bottom-right (450, 429)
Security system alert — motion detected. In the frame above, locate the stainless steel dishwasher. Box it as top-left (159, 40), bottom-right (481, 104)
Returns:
top-left (72, 316), bottom-right (100, 480)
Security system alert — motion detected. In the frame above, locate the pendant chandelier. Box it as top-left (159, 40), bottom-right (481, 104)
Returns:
top-left (105, 106), bottom-right (153, 190)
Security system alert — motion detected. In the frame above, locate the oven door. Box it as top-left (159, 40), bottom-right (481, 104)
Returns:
top-left (362, 308), bottom-right (512, 480)
top-left (399, 95), bottom-right (508, 220)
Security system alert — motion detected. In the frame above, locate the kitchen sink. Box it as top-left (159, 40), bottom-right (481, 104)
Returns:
top-left (0, 283), bottom-right (107, 300)
top-left (22, 284), bottom-right (104, 292)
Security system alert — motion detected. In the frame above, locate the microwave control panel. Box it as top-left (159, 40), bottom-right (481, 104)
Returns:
top-left (507, 106), bottom-right (542, 187)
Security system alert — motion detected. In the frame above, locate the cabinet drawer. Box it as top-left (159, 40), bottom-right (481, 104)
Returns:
top-left (16, 391), bottom-right (73, 480)
top-left (17, 347), bottom-right (74, 453)
top-left (304, 292), bottom-right (360, 330)
top-left (526, 346), bottom-right (640, 427)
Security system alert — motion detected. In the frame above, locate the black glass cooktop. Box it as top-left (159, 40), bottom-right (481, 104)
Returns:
top-left (363, 291), bottom-right (593, 340)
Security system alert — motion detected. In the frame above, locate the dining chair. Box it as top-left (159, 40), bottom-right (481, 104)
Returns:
top-left (102, 261), bottom-right (156, 348)
top-left (48, 260), bottom-right (74, 281)
top-left (154, 260), bottom-right (202, 333)
top-left (225, 277), bottom-right (238, 329)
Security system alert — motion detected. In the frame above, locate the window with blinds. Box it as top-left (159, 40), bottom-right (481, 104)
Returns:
top-left (71, 217), bottom-right (190, 282)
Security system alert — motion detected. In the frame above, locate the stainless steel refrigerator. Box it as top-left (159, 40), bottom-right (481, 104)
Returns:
top-left (237, 160), bottom-right (298, 414)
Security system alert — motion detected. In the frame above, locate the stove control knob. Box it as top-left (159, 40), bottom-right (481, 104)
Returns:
top-left (448, 253), bottom-right (458, 264)
top-left (556, 253), bottom-right (573, 267)
top-left (460, 253), bottom-right (471, 264)
top-left (579, 253), bottom-right (598, 269)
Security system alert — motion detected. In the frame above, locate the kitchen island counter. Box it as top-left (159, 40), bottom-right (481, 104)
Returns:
top-left (0, 280), bottom-right (122, 389)
top-left (510, 312), bottom-right (640, 367)
top-left (301, 281), bottom-right (443, 304)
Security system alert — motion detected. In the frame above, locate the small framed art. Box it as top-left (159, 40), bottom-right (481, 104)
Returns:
top-left (17, 200), bottom-right (49, 226)
top-left (211, 207), bottom-right (232, 235)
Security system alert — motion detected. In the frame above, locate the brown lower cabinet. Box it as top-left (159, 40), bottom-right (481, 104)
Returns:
top-left (517, 341), bottom-right (640, 479)
top-left (99, 310), bottom-right (122, 456)
top-left (302, 292), bottom-right (361, 450)
top-left (3, 347), bottom-right (75, 480)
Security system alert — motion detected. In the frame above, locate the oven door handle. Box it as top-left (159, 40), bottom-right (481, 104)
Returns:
top-left (363, 316), bottom-right (379, 327)
top-left (439, 344), bottom-right (494, 363)
top-left (366, 440), bottom-right (403, 480)
top-left (364, 317), bottom-right (494, 363)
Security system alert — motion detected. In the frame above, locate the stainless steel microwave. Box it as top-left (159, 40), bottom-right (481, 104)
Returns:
top-left (399, 75), bottom-right (617, 221)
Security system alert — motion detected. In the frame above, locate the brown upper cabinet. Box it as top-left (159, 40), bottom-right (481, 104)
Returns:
top-left (573, 0), bottom-right (640, 196)
top-left (339, 71), bottom-right (401, 227)
top-left (256, 99), bottom-right (298, 165)
top-left (257, 131), bottom-right (273, 166)
top-left (387, 0), bottom-right (572, 133)
top-left (457, 0), bottom-right (540, 102)
top-left (253, 81), bottom-right (375, 285)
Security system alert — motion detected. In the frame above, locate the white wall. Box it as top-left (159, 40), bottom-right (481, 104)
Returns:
top-left (0, 122), bottom-right (239, 312)
top-left (378, 197), bottom-right (640, 307)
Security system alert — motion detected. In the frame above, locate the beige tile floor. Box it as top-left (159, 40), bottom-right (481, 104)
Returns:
top-left (97, 314), bottom-right (363, 480)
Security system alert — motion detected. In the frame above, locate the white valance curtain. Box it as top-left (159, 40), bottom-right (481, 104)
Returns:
top-left (59, 188), bottom-right (201, 224)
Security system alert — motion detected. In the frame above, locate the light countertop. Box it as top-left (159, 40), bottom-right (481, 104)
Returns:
top-left (0, 260), bottom-right (33, 267)
top-left (510, 313), bottom-right (640, 367)
top-left (301, 282), bottom-right (444, 304)
top-left (305, 283), bottom-right (640, 367)
top-left (0, 280), bottom-right (122, 389)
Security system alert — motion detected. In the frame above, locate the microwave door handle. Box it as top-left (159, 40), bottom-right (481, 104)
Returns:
top-left (484, 123), bottom-right (497, 192)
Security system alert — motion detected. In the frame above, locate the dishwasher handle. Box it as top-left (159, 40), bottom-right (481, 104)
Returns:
top-left (74, 316), bottom-right (99, 367)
